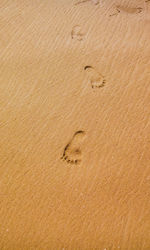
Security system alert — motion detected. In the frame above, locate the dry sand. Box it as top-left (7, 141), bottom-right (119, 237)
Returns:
top-left (0, 0), bottom-right (150, 249)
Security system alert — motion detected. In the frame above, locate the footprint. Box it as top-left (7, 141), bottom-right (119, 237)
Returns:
top-left (75, 0), bottom-right (99, 5)
top-left (71, 25), bottom-right (85, 41)
top-left (110, 5), bottom-right (142, 16)
top-left (84, 66), bottom-right (106, 89)
top-left (61, 131), bottom-right (86, 165)
top-left (117, 6), bottom-right (143, 14)
top-left (109, 8), bottom-right (120, 17)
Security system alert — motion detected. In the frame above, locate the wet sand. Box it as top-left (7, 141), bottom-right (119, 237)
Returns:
top-left (0, 0), bottom-right (150, 249)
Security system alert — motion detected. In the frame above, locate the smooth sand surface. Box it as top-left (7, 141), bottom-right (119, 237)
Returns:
top-left (0, 0), bottom-right (150, 249)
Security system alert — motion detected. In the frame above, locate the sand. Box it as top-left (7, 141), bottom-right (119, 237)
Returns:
top-left (0, 0), bottom-right (150, 249)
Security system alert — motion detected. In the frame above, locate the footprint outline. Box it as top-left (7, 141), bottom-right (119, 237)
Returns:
top-left (61, 130), bottom-right (86, 165)
top-left (110, 5), bottom-right (143, 16)
top-left (71, 25), bottom-right (85, 41)
top-left (84, 65), bottom-right (106, 89)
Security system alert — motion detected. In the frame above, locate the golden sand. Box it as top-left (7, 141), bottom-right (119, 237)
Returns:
top-left (0, 0), bottom-right (150, 249)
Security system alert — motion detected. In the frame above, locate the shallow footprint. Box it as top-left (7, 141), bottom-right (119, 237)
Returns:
top-left (116, 5), bottom-right (142, 14)
top-left (61, 131), bottom-right (86, 165)
top-left (71, 25), bottom-right (85, 41)
top-left (110, 5), bottom-right (142, 16)
top-left (84, 66), bottom-right (106, 89)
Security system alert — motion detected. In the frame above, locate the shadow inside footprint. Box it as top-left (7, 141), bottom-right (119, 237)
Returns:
top-left (84, 66), bottom-right (106, 89)
top-left (61, 131), bottom-right (86, 165)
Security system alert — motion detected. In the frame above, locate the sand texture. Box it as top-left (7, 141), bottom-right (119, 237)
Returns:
top-left (0, 0), bottom-right (150, 249)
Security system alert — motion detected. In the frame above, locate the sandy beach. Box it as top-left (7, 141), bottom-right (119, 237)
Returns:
top-left (0, 0), bottom-right (150, 249)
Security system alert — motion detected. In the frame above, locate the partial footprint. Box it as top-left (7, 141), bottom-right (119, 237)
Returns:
top-left (71, 25), bottom-right (85, 41)
top-left (109, 8), bottom-right (120, 17)
top-left (75, 0), bottom-right (99, 5)
top-left (61, 131), bottom-right (86, 165)
top-left (110, 5), bottom-right (142, 16)
top-left (84, 66), bottom-right (106, 89)
top-left (116, 5), bottom-right (143, 14)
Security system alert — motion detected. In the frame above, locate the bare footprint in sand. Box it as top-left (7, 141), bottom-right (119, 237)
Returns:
top-left (71, 25), bottom-right (85, 41)
top-left (84, 66), bottom-right (106, 89)
top-left (110, 5), bottom-right (142, 16)
top-left (75, 0), bottom-right (99, 6)
top-left (61, 131), bottom-right (86, 165)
